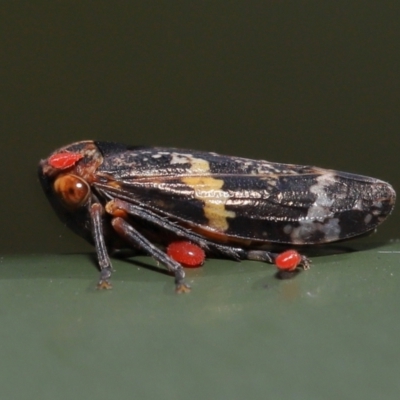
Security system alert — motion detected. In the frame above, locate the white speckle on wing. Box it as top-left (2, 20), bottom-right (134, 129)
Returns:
top-left (364, 214), bottom-right (373, 224)
top-left (307, 173), bottom-right (336, 221)
top-left (170, 153), bottom-right (193, 165)
top-left (289, 173), bottom-right (341, 243)
top-left (352, 199), bottom-right (363, 211)
top-left (290, 218), bottom-right (340, 244)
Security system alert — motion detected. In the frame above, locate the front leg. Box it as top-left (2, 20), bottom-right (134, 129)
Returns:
top-left (111, 217), bottom-right (190, 293)
top-left (89, 203), bottom-right (114, 289)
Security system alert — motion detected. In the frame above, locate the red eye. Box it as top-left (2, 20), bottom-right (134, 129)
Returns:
top-left (167, 241), bottom-right (205, 268)
top-left (274, 250), bottom-right (302, 271)
top-left (48, 152), bottom-right (83, 169)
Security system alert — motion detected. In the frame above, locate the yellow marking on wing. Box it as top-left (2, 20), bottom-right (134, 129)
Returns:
top-left (181, 157), bottom-right (235, 232)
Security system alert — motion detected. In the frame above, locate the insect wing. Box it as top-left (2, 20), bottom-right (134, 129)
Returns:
top-left (93, 146), bottom-right (395, 245)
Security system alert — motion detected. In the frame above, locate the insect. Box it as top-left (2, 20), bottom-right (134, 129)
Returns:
top-left (38, 140), bottom-right (396, 292)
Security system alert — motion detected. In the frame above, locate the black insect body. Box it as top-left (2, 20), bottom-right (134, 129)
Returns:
top-left (38, 140), bottom-right (396, 292)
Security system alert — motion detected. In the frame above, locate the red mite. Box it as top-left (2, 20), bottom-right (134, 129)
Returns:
top-left (274, 250), bottom-right (302, 271)
top-left (48, 152), bottom-right (83, 170)
top-left (167, 241), bottom-right (205, 268)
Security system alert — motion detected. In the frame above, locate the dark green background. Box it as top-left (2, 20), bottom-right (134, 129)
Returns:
top-left (1, 2), bottom-right (400, 400)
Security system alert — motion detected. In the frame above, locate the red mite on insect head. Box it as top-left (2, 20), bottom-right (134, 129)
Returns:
top-left (38, 141), bottom-right (396, 292)
top-left (48, 152), bottom-right (83, 170)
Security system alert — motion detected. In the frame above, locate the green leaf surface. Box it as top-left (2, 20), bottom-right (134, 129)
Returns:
top-left (1, 242), bottom-right (400, 400)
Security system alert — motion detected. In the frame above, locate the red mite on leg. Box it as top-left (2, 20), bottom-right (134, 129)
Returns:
top-left (274, 250), bottom-right (302, 271)
top-left (167, 241), bottom-right (205, 268)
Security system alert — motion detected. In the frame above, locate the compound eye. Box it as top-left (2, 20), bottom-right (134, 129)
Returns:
top-left (53, 174), bottom-right (90, 207)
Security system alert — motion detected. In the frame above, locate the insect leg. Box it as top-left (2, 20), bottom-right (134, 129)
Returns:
top-left (105, 198), bottom-right (243, 260)
top-left (89, 203), bottom-right (114, 289)
top-left (244, 250), bottom-right (311, 270)
top-left (111, 217), bottom-right (190, 293)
